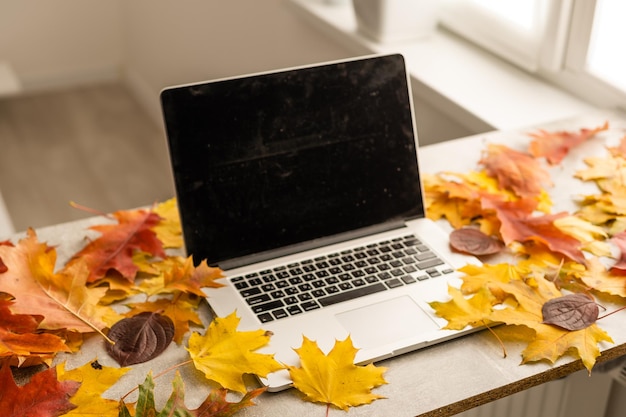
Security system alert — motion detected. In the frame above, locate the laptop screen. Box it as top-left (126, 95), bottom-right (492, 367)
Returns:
top-left (161, 54), bottom-right (425, 266)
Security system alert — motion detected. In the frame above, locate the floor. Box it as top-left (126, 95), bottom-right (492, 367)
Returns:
top-left (0, 83), bottom-right (175, 234)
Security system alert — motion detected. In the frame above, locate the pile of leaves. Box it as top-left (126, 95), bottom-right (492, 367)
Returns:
top-left (426, 121), bottom-right (626, 371)
top-left (0, 199), bottom-right (387, 416)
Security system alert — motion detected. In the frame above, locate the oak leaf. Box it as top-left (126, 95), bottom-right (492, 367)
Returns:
top-left (187, 312), bottom-right (284, 393)
top-left (67, 208), bottom-right (166, 283)
top-left (287, 336), bottom-right (387, 411)
top-left (528, 121), bottom-right (609, 165)
top-left (479, 143), bottom-right (552, 198)
top-left (57, 360), bottom-right (130, 417)
top-left (0, 230), bottom-right (116, 340)
top-left (0, 362), bottom-right (80, 417)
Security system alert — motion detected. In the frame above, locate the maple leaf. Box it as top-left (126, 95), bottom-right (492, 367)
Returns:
top-left (119, 371), bottom-right (264, 417)
top-left (66, 208), bottom-right (166, 283)
top-left (153, 197), bottom-right (184, 249)
top-left (126, 295), bottom-right (203, 344)
top-left (528, 121), bottom-right (609, 165)
top-left (579, 257), bottom-right (626, 298)
top-left (0, 230), bottom-right (116, 341)
top-left (287, 336), bottom-right (387, 411)
top-left (479, 143), bottom-right (552, 198)
top-left (429, 286), bottom-right (497, 330)
top-left (482, 197), bottom-right (585, 262)
top-left (0, 362), bottom-right (80, 417)
top-left (57, 360), bottom-right (130, 417)
top-left (187, 312), bottom-right (284, 393)
top-left (138, 256), bottom-right (224, 298)
top-left (0, 299), bottom-right (70, 367)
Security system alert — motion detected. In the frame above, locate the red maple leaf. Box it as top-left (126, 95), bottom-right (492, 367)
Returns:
top-left (479, 143), bottom-right (552, 198)
top-left (0, 363), bottom-right (80, 417)
top-left (67, 209), bottom-right (165, 283)
top-left (528, 121), bottom-right (609, 165)
top-left (482, 196), bottom-right (584, 263)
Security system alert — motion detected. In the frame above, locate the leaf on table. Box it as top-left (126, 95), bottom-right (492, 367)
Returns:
top-left (482, 198), bottom-right (585, 263)
top-left (0, 299), bottom-right (70, 367)
top-left (187, 311), bottom-right (284, 393)
top-left (66, 208), bottom-right (166, 283)
top-left (0, 362), bottom-right (80, 417)
top-left (579, 257), bottom-right (626, 298)
top-left (287, 336), bottom-right (387, 411)
top-left (125, 295), bottom-right (203, 344)
top-left (479, 143), bottom-right (552, 198)
top-left (57, 360), bottom-right (130, 417)
top-left (541, 293), bottom-right (599, 331)
top-left (553, 215), bottom-right (611, 257)
top-left (449, 227), bottom-right (504, 256)
top-left (119, 371), bottom-right (264, 417)
top-left (106, 311), bottom-right (174, 366)
top-left (429, 286), bottom-right (498, 330)
top-left (0, 229), bottom-right (116, 339)
top-left (138, 256), bottom-right (224, 298)
top-left (153, 197), bottom-right (184, 249)
top-left (528, 121), bottom-right (609, 165)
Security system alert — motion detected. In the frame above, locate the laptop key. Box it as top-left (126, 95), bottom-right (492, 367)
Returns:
top-left (252, 300), bottom-right (284, 313)
top-left (257, 313), bottom-right (273, 323)
top-left (417, 258), bottom-right (444, 270)
top-left (318, 282), bottom-right (386, 307)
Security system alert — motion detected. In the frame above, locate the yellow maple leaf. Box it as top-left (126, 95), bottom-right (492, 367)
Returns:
top-left (287, 336), bottom-right (387, 411)
top-left (186, 312), bottom-right (284, 393)
top-left (579, 257), bottom-right (626, 298)
top-left (57, 359), bottom-right (130, 417)
top-left (153, 197), bottom-right (184, 249)
top-left (429, 286), bottom-right (497, 330)
top-left (139, 256), bottom-right (224, 297)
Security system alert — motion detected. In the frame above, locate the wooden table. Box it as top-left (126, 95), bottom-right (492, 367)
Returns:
top-left (25, 111), bottom-right (626, 416)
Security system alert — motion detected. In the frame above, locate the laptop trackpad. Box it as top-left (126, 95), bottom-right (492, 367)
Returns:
top-left (335, 296), bottom-right (439, 350)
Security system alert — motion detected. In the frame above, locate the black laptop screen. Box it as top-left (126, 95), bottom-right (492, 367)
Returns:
top-left (161, 54), bottom-right (425, 266)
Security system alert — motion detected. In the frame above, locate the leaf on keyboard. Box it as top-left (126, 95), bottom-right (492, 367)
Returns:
top-left (187, 311), bottom-right (284, 393)
top-left (287, 336), bottom-right (387, 411)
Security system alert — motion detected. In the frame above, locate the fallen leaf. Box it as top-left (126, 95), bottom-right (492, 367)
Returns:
top-left (187, 311), bottom-right (284, 393)
top-left (0, 230), bottom-right (115, 339)
top-left (479, 143), bottom-right (552, 198)
top-left (66, 208), bottom-right (166, 283)
top-left (106, 312), bottom-right (174, 366)
top-left (287, 336), bottom-right (387, 411)
top-left (528, 121), bottom-right (609, 165)
top-left (0, 362), bottom-right (80, 417)
top-left (153, 198), bottom-right (184, 249)
top-left (542, 293), bottom-right (599, 330)
top-left (57, 360), bottom-right (130, 417)
top-left (449, 227), bottom-right (504, 255)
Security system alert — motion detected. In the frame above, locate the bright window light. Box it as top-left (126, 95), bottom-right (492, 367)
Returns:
top-left (586, 0), bottom-right (626, 93)
top-left (468, 0), bottom-right (538, 32)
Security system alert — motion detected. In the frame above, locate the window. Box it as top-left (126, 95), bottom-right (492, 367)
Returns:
top-left (439, 0), bottom-right (626, 109)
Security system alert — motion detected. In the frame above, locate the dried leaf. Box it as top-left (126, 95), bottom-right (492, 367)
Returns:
top-left (449, 227), bottom-right (504, 255)
top-left (57, 360), bottom-right (130, 417)
top-left (528, 121), bottom-right (609, 165)
top-left (187, 311), bottom-right (284, 394)
top-left (542, 293), bottom-right (599, 331)
top-left (105, 312), bottom-right (174, 366)
top-left (67, 208), bottom-right (166, 283)
top-left (287, 336), bottom-right (387, 411)
top-left (0, 362), bottom-right (80, 417)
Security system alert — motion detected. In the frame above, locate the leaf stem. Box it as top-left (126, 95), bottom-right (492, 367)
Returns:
top-left (484, 321), bottom-right (507, 358)
top-left (597, 304), bottom-right (626, 321)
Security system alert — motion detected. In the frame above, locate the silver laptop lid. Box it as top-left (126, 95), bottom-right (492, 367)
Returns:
top-left (161, 54), bottom-right (424, 267)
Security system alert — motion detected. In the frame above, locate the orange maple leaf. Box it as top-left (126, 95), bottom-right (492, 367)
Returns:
top-left (67, 208), bottom-right (166, 283)
top-left (479, 143), bottom-right (552, 199)
top-left (0, 229), bottom-right (115, 340)
top-left (528, 121), bottom-right (609, 165)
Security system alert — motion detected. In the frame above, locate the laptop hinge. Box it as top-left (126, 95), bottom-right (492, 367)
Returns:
top-left (218, 220), bottom-right (407, 270)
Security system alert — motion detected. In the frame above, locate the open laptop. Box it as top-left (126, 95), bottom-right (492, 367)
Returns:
top-left (161, 54), bottom-right (482, 391)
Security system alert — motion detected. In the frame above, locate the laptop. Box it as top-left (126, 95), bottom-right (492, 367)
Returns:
top-left (160, 54), bottom-right (482, 391)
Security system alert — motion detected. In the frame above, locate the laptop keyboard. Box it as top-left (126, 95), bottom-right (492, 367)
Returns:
top-left (229, 235), bottom-right (455, 323)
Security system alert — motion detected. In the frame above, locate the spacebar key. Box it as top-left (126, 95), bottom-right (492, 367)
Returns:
top-left (318, 283), bottom-right (387, 307)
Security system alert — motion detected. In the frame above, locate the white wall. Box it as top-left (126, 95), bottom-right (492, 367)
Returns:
top-left (0, 0), bottom-right (123, 90)
top-left (121, 0), bottom-right (353, 123)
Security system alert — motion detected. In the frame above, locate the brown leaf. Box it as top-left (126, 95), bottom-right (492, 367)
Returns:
top-left (542, 293), bottom-right (599, 331)
top-left (449, 227), bottom-right (504, 255)
top-left (105, 311), bottom-right (174, 366)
